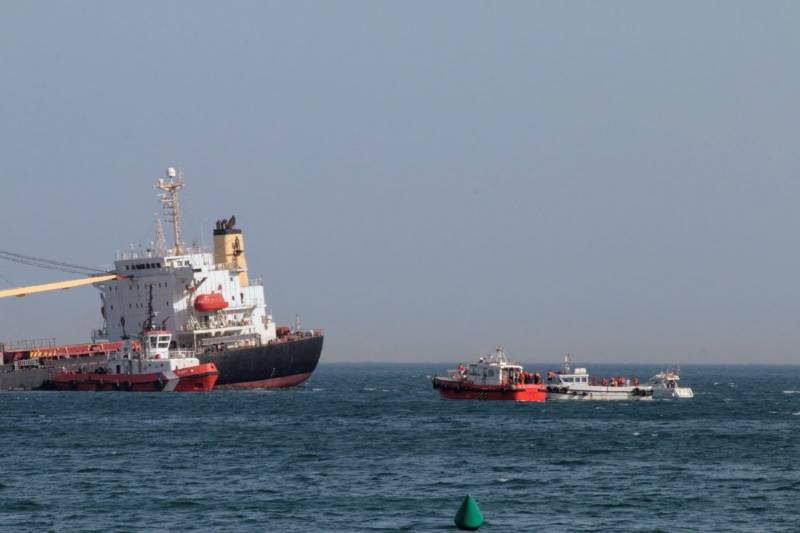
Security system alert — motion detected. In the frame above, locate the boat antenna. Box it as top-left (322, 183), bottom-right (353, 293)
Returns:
top-left (562, 353), bottom-right (572, 373)
top-left (155, 167), bottom-right (186, 255)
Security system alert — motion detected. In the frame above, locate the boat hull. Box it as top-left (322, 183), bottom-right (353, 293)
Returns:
top-left (652, 386), bottom-right (694, 399)
top-left (197, 334), bottom-right (324, 389)
top-left (433, 377), bottom-right (547, 402)
top-left (546, 385), bottom-right (653, 401)
top-left (50, 363), bottom-right (218, 392)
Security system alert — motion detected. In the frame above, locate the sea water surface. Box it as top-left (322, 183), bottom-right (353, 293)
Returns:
top-left (1, 364), bottom-right (799, 532)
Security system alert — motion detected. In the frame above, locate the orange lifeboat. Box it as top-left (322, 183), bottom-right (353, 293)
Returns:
top-left (194, 293), bottom-right (228, 313)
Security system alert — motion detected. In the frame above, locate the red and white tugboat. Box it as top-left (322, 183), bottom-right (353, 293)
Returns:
top-left (51, 329), bottom-right (218, 392)
top-left (432, 347), bottom-right (547, 402)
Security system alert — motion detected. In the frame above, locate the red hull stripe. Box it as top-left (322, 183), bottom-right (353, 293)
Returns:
top-left (51, 363), bottom-right (219, 392)
top-left (438, 389), bottom-right (547, 402)
top-left (434, 379), bottom-right (547, 402)
top-left (216, 372), bottom-right (312, 390)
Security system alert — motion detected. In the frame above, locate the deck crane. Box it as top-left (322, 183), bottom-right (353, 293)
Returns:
top-left (0, 249), bottom-right (124, 299)
top-left (0, 273), bottom-right (122, 299)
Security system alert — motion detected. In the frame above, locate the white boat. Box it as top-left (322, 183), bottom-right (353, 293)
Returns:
top-left (545, 355), bottom-right (653, 401)
top-left (650, 368), bottom-right (694, 398)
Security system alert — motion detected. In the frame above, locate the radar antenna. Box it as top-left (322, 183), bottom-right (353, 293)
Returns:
top-left (155, 167), bottom-right (186, 255)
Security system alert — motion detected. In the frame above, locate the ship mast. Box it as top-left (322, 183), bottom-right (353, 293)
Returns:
top-left (153, 216), bottom-right (167, 256)
top-left (155, 167), bottom-right (185, 255)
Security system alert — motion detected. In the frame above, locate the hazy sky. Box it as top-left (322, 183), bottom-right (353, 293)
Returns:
top-left (1, 2), bottom-right (799, 363)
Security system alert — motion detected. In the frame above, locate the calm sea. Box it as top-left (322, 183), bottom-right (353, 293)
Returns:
top-left (1, 364), bottom-right (798, 532)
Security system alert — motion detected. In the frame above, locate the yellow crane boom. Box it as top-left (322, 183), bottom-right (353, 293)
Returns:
top-left (0, 274), bottom-right (121, 299)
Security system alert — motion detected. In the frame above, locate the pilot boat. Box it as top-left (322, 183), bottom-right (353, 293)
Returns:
top-left (650, 368), bottom-right (694, 398)
top-left (50, 329), bottom-right (218, 392)
top-left (432, 347), bottom-right (546, 401)
top-left (545, 354), bottom-right (653, 401)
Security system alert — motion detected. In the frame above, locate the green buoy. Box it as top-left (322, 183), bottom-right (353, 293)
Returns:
top-left (454, 494), bottom-right (484, 531)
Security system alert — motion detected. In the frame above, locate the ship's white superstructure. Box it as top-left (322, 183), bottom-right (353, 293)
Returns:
top-left (94, 168), bottom-right (277, 352)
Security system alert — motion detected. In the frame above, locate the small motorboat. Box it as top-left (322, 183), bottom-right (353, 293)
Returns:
top-left (545, 354), bottom-right (653, 401)
top-left (650, 368), bottom-right (694, 398)
top-left (432, 347), bottom-right (546, 402)
top-left (51, 329), bottom-right (218, 392)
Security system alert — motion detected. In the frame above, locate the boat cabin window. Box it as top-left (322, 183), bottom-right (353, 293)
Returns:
top-left (149, 336), bottom-right (158, 348)
top-left (487, 369), bottom-right (494, 377)
top-left (158, 335), bottom-right (170, 348)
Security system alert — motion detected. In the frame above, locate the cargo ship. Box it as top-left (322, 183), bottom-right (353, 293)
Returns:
top-left (0, 167), bottom-right (323, 390)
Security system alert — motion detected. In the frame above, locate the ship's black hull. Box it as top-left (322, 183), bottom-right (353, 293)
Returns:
top-left (197, 334), bottom-right (324, 389)
top-left (0, 335), bottom-right (323, 391)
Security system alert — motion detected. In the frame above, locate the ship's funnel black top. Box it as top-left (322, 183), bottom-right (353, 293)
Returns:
top-left (214, 216), bottom-right (241, 235)
top-left (213, 228), bottom-right (242, 236)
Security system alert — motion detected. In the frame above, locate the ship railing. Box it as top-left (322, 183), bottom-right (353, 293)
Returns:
top-left (13, 358), bottom-right (45, 370)
top-left (181, 318), bottom-right (253, 331)
top-left (448, 369), bottom-right (464, 380)
top-left (116, 244), bottom-right (208, 261)
top-left (209, 261), bottom-right (245, 272)
top-left (290, 328), bottom-right (323, 338)
top-left (3, 338), bottom-right (57, 351)
top-left (168, 349), bottom-right (196, 358)
top-left (199, 333), bottom-right (260, 348)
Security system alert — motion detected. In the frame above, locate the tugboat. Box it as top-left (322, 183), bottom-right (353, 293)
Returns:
top-left (545, 354), bottom-right (653, 401)
top-left (432, 347), bottom-right (547, 402)
top-left (49, 287), bottom-right (218, 392)
top-left (50, 329), bottom-right (218, 392)
top-left (650, 368), bottom-right (694, 398)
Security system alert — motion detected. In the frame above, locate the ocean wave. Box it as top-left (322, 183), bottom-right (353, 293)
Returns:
top-left (5, 500), bottom-right (43, 512)
top-left (782, 390), bottom-right (800, 395)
